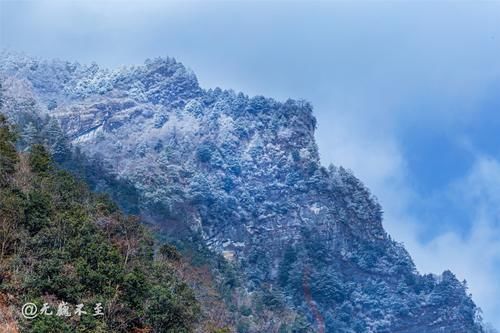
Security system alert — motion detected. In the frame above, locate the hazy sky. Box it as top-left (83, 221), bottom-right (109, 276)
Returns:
top-left (2, 0), bottom-right (500, 328)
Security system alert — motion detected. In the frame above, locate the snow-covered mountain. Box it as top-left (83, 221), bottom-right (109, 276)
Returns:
top-left (0, 51), bottom-right (487, 332)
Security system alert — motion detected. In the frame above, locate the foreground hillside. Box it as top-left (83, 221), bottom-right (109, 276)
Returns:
top-left (0, 51), bottom-right (489, 332)
top-left (0, 113), bottom-right (201, 332)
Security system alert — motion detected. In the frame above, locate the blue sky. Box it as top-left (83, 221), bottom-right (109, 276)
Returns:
top-left (2, 0), bottom-right (500, 328)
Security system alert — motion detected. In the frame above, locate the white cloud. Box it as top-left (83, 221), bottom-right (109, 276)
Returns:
top-left (324, 120), bottom-right (500, 328)
top-left (408, 157), bottom-right (500, 328)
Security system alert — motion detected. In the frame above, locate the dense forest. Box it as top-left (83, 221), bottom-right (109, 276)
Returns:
top-left (0, 112), bottom-right (201, 332)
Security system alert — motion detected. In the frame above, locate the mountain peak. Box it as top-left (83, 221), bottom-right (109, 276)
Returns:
top-left (0, 53), bottom-right (486, 333)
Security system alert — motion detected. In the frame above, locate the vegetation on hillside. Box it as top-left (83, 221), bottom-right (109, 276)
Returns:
top-left (0, 113), bottom-right (200, 332)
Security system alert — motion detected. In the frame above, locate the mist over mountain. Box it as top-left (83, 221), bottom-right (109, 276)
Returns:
top-left (0, 51), bottom-right (490, 332)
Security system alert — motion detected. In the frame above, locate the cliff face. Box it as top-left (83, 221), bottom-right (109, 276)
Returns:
top-left (0, 51), bottom-right (485, 332)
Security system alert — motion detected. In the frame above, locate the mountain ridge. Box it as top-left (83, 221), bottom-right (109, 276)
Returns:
top-left (0, 51), bottom-right (488, 333)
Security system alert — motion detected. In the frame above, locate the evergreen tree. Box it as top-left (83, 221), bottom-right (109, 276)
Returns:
top-left (0, 82), bottom-right (4, 108)
top-left (0, 114), bottom-right (18, 185)
top-left (21, 121), bottom-right (38, 150)
top-left (29, 144), bottom-right (52, 174)
top-left (44, 118), bottom-right (70, 162)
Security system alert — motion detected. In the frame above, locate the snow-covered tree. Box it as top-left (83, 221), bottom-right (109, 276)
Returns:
top-left (21, 121), bottom-right (38, 150)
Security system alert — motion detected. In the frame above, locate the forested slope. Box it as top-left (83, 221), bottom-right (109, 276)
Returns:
top-left (0, 113), bottom-right (201, 332)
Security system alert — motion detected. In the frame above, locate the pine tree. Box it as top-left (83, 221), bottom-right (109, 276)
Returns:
top-left (21, 121), bottom-right (38, 150)
top-left (29, 144), bottom-right (52, 174)
top-left (0, 82), bottom-right (4, 109)
top-left (0, 113), bottom-right (18, 185)
top-left (44, 118), bottom-right (70, 162)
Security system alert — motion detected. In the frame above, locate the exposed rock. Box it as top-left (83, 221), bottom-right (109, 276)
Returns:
top-left (0, 51), bottom-right (486, 333)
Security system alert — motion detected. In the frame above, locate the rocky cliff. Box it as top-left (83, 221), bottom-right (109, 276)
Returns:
top-left (0, 51), bottom-right (486, 332)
